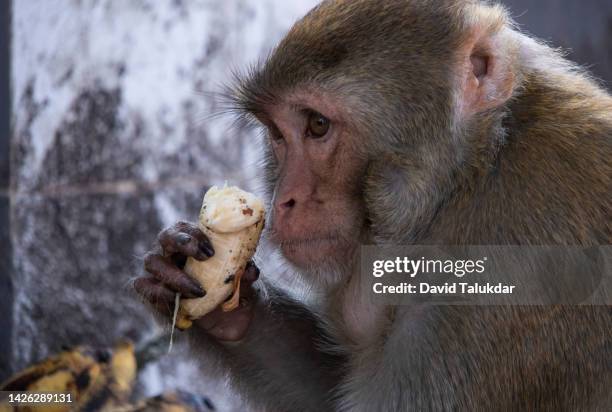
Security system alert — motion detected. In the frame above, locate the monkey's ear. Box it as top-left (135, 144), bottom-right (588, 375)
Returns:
top-left (458, 29), bottom-right (515, 116)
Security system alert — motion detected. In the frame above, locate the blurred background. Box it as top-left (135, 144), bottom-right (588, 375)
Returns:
top-left (0, 0), bottom-right (610, 410)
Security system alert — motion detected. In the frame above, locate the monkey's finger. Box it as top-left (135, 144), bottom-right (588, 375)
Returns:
top-left (243, 261), bottom-right (260, 284)
top-left (158, 222), bottom-right (214, 261)
top-left (143, 253), bottom-right (206, 298)
top-left (239, 263), bottom-right (260, 301)
top-left (175, 221), bottom-right (216, 258)
top-left (133, 277), bottom-right (176, 316)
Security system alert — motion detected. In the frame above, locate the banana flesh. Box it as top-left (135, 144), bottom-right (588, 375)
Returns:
top-left (177, 185), bottom-right (265, 329)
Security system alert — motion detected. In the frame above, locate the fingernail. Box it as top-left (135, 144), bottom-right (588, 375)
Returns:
top-left (199, 241), bottom-right (214, 257)
top-left (189, 282), bottom-right (206, 298)
top-left (176, 233), bottom-right (192, 245)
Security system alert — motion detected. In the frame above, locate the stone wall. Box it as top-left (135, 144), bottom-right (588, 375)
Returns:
top-left (3, 0), bottom-right (611, 410)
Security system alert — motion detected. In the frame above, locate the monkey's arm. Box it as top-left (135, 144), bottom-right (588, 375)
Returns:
top-left (336, 305), bottom-right (612, 412)
top-left (186, 282), bottom-right (345, 412)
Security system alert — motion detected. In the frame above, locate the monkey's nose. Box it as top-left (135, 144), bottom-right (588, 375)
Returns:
top-left (274, 197), bottom-right (296, 217)
top-left (278, 198), bottom-right (296, 210)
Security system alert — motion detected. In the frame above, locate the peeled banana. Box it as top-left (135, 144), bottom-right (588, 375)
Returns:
top-left (177, 185), bottom-right (265, 329)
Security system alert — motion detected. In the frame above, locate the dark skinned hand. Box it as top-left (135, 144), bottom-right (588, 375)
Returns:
top-left (133, 221), bottom-right (259, 342)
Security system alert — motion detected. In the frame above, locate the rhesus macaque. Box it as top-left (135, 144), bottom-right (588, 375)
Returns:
top-left (134, 0), bottom-right (612, 410)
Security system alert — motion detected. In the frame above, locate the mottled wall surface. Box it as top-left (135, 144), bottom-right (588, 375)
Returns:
top-left (4, 0), bottom-right (611, 410)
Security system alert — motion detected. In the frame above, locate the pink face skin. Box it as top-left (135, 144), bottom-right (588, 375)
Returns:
top-left (258, 91), bottom-right (367, 271)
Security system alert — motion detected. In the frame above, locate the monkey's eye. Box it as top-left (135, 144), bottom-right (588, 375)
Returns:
top-left (307, 111), bottom-right (330, 138)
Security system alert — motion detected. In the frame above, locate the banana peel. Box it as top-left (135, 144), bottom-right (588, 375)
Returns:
top-left (111, 390), bottom-right (215, 412)
top-left (0, 341), bottom-right (136, 412)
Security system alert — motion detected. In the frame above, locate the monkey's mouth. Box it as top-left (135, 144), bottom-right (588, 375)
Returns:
top-left (278, 235), bottom-right (341, 249)
top-left (277, 235), bottom-right (343, 267)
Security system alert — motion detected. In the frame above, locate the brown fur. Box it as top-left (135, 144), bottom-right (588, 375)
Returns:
top-left (216, 1), bottom-right (612, 410)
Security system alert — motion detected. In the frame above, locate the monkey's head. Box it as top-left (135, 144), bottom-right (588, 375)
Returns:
top-left (232, 0), bottom-right (517, 276)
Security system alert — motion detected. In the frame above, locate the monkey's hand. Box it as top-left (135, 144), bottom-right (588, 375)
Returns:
top-left (133, 221), bottom-right (259, 342)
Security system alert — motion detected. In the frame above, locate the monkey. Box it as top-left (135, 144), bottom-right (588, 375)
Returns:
top-left (133, 0), bottom-right (612, 411)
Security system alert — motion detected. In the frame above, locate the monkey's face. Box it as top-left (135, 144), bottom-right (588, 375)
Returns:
top-left (233, 0), bottom-right (467, 266)
top-left (261, 92), bottom-right (367, 271)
